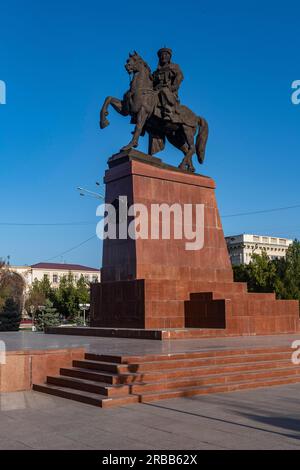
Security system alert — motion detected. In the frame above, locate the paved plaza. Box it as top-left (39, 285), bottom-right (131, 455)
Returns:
top-left (1, 331), bottom-right (300, 449)
top-left (1, 384), bottom-right (300, 450)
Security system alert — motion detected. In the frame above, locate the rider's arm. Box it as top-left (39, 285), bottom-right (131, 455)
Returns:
top-left (171, 65), bottom-right (184, 92)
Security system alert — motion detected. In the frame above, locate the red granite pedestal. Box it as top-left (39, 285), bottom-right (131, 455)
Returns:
top-left (90, 150), bottom-right (299, 337)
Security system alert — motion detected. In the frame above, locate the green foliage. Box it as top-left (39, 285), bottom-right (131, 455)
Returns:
top-left (76, 275), bottom-right (90, 304)
top-left (0, 261), bottom-right (8, 310)
top-left (0, 261), bottom-right (24, 311)
top-left (26, 272), bottom-right (90, 324)
top-left (69, 310), bottom-right (85, 326)
top-left (233, 250), bottom-right (277, 293)
top-left (34, 299), bottom-right (61, 332)
top-left (233, 240), bottom-right (300, 305)
top-left (25, 277), bottom-right (50, 315)
top-left (275, 241), bottom-right (300, 301)
top-left (0, 262), bottom-right (24, 331)
top-left (0, 298), bottom-right (22, 331)
top-left (37, 275), bottom-right (53, 298)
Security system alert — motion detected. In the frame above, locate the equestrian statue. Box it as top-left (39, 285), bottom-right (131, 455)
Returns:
top-left (100, 48), bottom-right (208, 173)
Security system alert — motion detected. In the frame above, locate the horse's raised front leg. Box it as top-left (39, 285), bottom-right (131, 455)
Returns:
top-left (121, 107), bottom-right (148, 151)
top-left (100, 97), bottom-right (124, 129)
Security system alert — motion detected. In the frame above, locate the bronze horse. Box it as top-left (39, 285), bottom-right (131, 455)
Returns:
top-left (100, 52), bottom-right (208, 172)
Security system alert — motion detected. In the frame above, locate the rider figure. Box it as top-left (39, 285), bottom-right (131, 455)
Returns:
top-left (152, 47), bottom-right (184, 121)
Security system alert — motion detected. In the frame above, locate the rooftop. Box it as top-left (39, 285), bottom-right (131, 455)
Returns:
top-left (225, 234), bottom-right (293, 242)
top-left (30, 263), bottom-right (100, 272)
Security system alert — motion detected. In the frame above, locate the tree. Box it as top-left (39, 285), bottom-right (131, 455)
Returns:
top-left (275, 240), bottom-right (300, 301)
top-left (0, 260), bottom-right (8, 310)
top-left (34, 299), bottom-right (61, 332)
top-left (76, 275), bottom-right (90, 304)
top-left (38, 275), bottom-right (53, 298)
top-left (25, 272), bottom-right (90, 323)
top-left (233, 250), bottom-right (277, 293)
top-left (52, 273), bottom-right (79, 319)
top-left (52, 273), bottom-right (90, 321)
top-left (233, 241), bottom-right (300, 307)
top-left (0, 262), bottom-right (24, 313)
top-left (0, 298), bottom-right (22, 331)
top-left (25, 276), bottom-right (53, 316)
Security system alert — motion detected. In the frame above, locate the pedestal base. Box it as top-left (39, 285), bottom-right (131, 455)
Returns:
top-left (91, 150), bottom-right (300, 336)
top-left (90, 279), bottom-right (300, 335)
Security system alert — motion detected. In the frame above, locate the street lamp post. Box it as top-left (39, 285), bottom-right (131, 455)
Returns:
top-left (79, 303), bottom-right (90, 327)
top-left (77, 183), bottom-right (105, 201)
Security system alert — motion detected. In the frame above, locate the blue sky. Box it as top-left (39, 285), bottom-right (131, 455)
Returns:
top-left (0, 0), bottom-right (299, 268)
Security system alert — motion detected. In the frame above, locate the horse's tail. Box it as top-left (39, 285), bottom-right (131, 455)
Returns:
top-left (196, 116), bottom-right (209, 164)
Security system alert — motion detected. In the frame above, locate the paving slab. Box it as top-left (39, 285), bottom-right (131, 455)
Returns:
top-left (1, 383), bottom-right (300, 449)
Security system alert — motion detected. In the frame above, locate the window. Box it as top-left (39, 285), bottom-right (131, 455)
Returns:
top-left (262, 237), bottom-right (268, 243)
top-left (253, 236), bottom-right (260, 242)
top-left (53, 274), bottom-right (58, 284)
top-left (279, 239), bottom-right (286, 245)
top-left (92, 275), bottom-right (98, 283)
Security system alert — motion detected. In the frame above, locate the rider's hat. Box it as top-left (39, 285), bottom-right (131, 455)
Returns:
top-left (157, 47), bottom-right (172, 58)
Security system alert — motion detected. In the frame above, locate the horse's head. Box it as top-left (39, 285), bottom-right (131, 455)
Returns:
top-left (125, 51), bottom-right (152, 77)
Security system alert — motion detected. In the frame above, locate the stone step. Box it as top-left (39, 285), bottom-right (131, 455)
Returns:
top-left (130, 365), bottom-right (300, 393)
top-left (74, 351), bottom-right (292, 375)
top-left (84, 353), bottom-right (126, 364)
top-left (46, 375), bottom-right (130, 396)
top-left (230, 299), bottom-right (299, 317)
top-left (123, 351), bottom-right (292, 372)
top-left (32, 344), bottom-right (300, 408)
top-left (85, 346), bottom-right (290, 365)
top-left (60, 367), bottom-right (141, 385)
top-left (137, 375), bottom-right (300, 403)
top-left (61, 356), bottom-right (293, 386)
top-left (192, 282), bottom-right (248, 294)
top-left (32, 383), bottom-right (139, 408)
top-left (127, 358), bottom-right (293, 383)
top-left (190, 292), bottom-right (276, 301)
top-left (246, 292), bottom-right (276, 301)
top-left (73, 359), bottom-right (130, 373)
top-left (46, 326), bottom-right (256, 340)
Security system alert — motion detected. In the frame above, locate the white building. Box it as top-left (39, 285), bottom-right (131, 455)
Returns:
top-left (225, 234), bottom-right (293, 266)
top-left (9, 262), bottom-right (100, 291)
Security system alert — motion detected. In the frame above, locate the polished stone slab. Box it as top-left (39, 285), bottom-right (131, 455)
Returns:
top-left (1, 331), bottom-right (300, 356)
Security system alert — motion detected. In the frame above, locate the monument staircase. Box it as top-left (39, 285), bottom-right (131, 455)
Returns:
top-left (33, 345), bottom-right (300, 408)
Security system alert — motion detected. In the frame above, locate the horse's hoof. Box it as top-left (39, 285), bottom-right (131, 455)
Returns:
top-left (120, 144), bottom-right (133, 152)
top-left (100, 119), bottom-right (109, 129)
